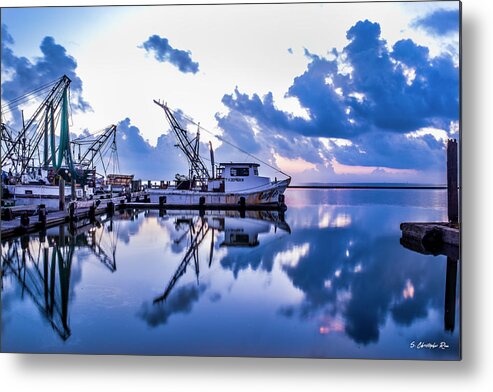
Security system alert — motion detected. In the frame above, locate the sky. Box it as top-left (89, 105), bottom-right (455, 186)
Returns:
top-left (0, 1), bottom-right (460, 184)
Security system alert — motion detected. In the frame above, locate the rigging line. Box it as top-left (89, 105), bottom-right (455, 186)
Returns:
top-left (1, 80), bottom-right (58, 108)
top-left (0, 90), bottom-right (59, 118)
top-left (1, 85), bottom-right (56, 109)
top-left (71, 129), bottom-right (107, 142)
top-left (167, 106), bottom-right (290, 179)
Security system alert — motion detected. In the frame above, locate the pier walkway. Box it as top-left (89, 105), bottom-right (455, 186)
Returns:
top-left (1, 192), bottom-right (285, 240)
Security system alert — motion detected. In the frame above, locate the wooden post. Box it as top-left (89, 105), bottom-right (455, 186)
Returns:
top-left (4, 208), bottom-right (13, 221)
top-left (20, 212), bottom-right (30, 230)
top-left (69, 202), bottom-right (75, 221)
top-left (107, 201), bottom-right (115, 216)
top-left (89, 204), bottom-right (96, 222)
top-left (447, 139), bottom-right (459, 224)
top-left (71, 178), bottom-right (77, 201)
top-left (59, 178), bottom-right (65, 211)
top-left (38, 204), bottom-right (47, 227)
top-left (39, 230), bottom-right (46, 244)
top-left (444, 257), bottom-right (458, 332)
top-left (239, 197), bottom-right (246, 219)
top-left (20, 234), bottom-right (29, 250)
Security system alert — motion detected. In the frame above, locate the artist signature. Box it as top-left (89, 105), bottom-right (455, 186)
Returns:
top-left (409, 341), bottom-right (450, 350)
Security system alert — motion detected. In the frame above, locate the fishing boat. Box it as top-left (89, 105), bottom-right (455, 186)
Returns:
top-left (1, 76), bottom-right (119, 207)
top-left (148, 100), bottom-right (291, 208)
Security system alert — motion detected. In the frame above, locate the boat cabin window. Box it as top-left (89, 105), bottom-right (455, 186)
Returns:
top-left (230, 234), bottom-right (250, 244)
top-left (230, 167), bottom-right (250, 177)
top-left (254, 168), bottom-right (258, 176)
top-left (216, 167), bottom-right (224, 178)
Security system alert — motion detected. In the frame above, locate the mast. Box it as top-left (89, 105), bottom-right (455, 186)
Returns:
top-left (1, 75), bottom-right (71, 176)
top-left (153, 100), bottom-right (210, 183)
top-left (209, 141), bottom-right (215, 178)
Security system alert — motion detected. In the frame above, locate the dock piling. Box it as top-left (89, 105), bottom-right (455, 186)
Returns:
top-left (239, 197), bottom-right (246, 218)
top-left (107, 201), bottom-right (115, 216)
top-left (89, 204), bottom-right (96, 222)
top-left (69, 203), bottom-right (75, 221)
top-left (20, 212), bottom-right (30, 230)
top-left (59, 178), bottom-right (65, 211)
top-left (447, 139), bottom-right (459, 224)
top-left (444, 257), bottom-right (458, 332)
top-left (4, 208), bottom-right (13, 221)
top-left (71, 178), bottom-right (76, 201)
top-left (38, 204), bottom-right (47, 227)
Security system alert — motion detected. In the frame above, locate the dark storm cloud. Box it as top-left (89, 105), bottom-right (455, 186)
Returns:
top-left (141, 35), bottom-right (199, 74)
top-left (215, 19), bottom-right (458, 171)
top-left (412, 9), bottom-right (460, 36)
top-left (1, 25), bottom-right (91, 118)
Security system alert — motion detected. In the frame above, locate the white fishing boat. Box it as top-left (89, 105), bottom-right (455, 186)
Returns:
top-left (149, 101), bottom-right (291, 207)
top-left (1, 76), bottom-right (119, 207)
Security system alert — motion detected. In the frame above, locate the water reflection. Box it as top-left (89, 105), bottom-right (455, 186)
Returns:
top-left (1, 190), bottom-right (460, 359)
top-left (399, 232), bottom-right (460, 334)
top-left (139, 211), bottom-right (291, 326)
top-left (269, 205), bottom-right (458, 349)
top-left (1, 210), bottom-right (140, 340)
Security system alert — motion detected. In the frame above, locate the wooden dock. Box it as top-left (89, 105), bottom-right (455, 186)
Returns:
top-left (0, 191), bottom-right (148, 240)
top-left (399, 139), bottom-right (460, 257)
top-left (1, 192), bottom-right (286, 240)
top-left (400, 222), bottom-right (459, 258)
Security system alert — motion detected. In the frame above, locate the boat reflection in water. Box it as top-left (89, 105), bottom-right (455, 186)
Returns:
top-left (1, 209), bottom-right (139, 340)
top-left (0, 209), bottom-right (290, 342)
top-left (1, 190), bottom-right (460, 359)
top-left (152, 210), bottom-right (290, 304)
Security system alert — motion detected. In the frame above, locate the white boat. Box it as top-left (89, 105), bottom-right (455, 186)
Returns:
top-left (151, 101), bottom-right (290, 207)
top-left (149, 162), bottom-right (290, 206)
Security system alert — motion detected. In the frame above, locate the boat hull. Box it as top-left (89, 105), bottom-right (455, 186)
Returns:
top-left (148, 178), bottom-right (290, 206)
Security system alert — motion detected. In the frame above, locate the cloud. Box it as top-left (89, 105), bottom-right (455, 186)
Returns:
top-left (1, 24), bottom-right (91, 124)
top-left (412, 9), bottom-right (460, 36)
top-left (330, 131), bottom-right (445, 170)
top-left (267, 206), bottom-right (449, 346)
top-left (214, 19), bottom-right (459, 176)
top-left (214, 110), bottom-right (261, 154)
top-left (114, 117), bottom-right (190, 179)
top-left (138, 283), bottom-right (206, 327)
top-left (141, 35), bottom-right (199, 74)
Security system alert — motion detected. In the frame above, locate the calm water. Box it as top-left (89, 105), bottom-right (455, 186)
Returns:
top-left (0, 189), bottom-right (460, 359)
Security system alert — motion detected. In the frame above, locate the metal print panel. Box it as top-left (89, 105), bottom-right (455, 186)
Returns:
top-left (0, 1), bottom-right (461, 360)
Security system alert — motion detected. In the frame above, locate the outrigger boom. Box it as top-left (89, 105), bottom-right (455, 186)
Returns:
top-left (151, 100), bottom-right (290, 207)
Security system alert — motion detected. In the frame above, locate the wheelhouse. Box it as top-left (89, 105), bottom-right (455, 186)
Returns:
top-left (208, 162), bottom-right (270, 193)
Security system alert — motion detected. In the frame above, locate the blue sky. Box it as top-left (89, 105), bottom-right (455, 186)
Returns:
top-left (1, 1), bottom-right (460, 183)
